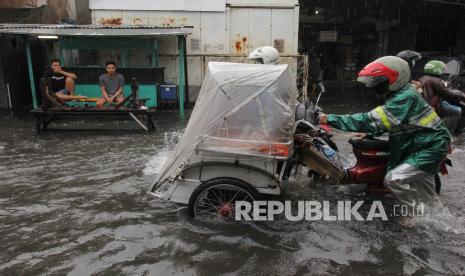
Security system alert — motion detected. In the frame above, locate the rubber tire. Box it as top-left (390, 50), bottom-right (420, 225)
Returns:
top-left (187, 178), bottom-right (258, 218)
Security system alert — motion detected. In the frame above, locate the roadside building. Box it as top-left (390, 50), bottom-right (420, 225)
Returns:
top-left (4, 0), bottom-right (465, 110)
top-left (89, 0), bottom-right (301, 101)
top-left (0, 0), bottom-right (91, 109)
top-left (298, 0), bottom-right (465, 92)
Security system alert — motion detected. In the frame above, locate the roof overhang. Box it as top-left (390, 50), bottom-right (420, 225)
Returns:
top-left (0, 24), bottom-right (193, 37)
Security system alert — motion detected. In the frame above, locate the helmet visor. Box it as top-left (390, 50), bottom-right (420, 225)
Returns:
top-left (357, 76), bottom-right (389, 88)
top-left (248, 57), bottom-right (264, 64)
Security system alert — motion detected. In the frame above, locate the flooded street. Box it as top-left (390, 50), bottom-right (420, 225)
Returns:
top-left (1, 109), bottom-right (465, 275)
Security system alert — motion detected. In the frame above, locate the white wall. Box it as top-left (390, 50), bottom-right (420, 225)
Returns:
top-left (92, 8), bottom-right (298, 55)
top-left (91, 3), bottom-right (299, 101)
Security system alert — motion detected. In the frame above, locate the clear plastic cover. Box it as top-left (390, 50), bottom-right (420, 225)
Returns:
top-left (154, 62), bottom-right (297, 185)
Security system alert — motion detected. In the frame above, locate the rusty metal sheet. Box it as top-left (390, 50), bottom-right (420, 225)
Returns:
top-left (94, 10), bottom-right (123, 25)
top-left (147, 11), bottom-right (176, 27)
top-left (89, 0), bottom-right (226, 12)
top-left (229, 8), bottom-right (249, 55)
top-left (122, 11), bottom-right (149, 26)
top-left (226, 0), bottom-right (298, 7)
top-left (229, 7), bottom-right (298, 55)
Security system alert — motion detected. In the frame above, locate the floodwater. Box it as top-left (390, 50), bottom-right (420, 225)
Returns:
top-left (0, 108), bottom-right (465, 275)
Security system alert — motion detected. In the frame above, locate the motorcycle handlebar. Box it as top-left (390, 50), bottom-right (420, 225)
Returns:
top-left (294, 120), bottom-right (319, 133)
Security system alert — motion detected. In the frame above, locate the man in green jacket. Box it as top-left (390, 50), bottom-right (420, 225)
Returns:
top-left (319, 56), bottom-right (450, 227)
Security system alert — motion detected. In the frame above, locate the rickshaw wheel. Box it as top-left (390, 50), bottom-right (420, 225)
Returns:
top-left (188, 178), bottom-right (257, 218)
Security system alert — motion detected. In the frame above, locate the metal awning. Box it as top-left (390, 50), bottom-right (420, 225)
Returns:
top-left (0, 24), bottom-right (193, 37)
top-left (1, 24), bottom-right (191, 116)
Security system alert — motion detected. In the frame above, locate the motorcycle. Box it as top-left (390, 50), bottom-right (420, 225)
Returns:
top-left (289, 81), bottom-right (445, 195)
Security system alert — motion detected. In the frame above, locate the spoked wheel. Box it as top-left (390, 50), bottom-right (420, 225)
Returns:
top-left (188, 178), bottom-right (257, 219)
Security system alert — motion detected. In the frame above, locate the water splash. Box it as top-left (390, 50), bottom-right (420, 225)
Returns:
top-left (142, 130), bottom-right (183, 176)
top-left (415, 201), bottom-right (465, 234)
top-left (142, 149), bottom-right (171, 175)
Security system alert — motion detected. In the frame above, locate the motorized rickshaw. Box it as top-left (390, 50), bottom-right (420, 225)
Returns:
top-left (150, 62), bottom-right (297, 217)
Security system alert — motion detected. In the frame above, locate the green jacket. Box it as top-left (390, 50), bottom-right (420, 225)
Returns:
top-left (328, 85), bottom-right (450, 174)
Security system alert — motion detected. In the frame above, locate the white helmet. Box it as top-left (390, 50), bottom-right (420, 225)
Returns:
top-left (247, 46), bottom-right (280, 64)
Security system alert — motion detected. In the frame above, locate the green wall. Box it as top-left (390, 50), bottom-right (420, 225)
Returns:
top-left (73, 84), bottom-right (157, 107)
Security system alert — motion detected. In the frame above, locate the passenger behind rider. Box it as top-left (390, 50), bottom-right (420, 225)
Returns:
top-left (396, 50), bottom-right (422, 72)
top-left (416, 60), bottom-right (465, 135)
top-left (319, 56), bottom-right (451, 228)
top-left (396, 50), bottom-right (465, 135)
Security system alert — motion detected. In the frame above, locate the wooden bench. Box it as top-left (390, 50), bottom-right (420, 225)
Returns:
top-left (31, 108), bottom-right (156, 134)
top-left (34, 77), bottom-right (157, 133)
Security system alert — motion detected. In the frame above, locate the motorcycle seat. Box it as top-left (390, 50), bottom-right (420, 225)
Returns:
top-left (349, 138), bottom-right (389, 151)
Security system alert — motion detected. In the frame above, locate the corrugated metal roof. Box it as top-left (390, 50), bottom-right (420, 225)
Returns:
top-left (226, 0), bottom-right (299, 7)
top-left (0, 24), bottom-right (193, 37)
top-left (0, 0), bottom-right (47, 9)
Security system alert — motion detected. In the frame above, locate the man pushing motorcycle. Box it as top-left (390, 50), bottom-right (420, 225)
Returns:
top-left (319, 56), bottom-right (451, 227)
